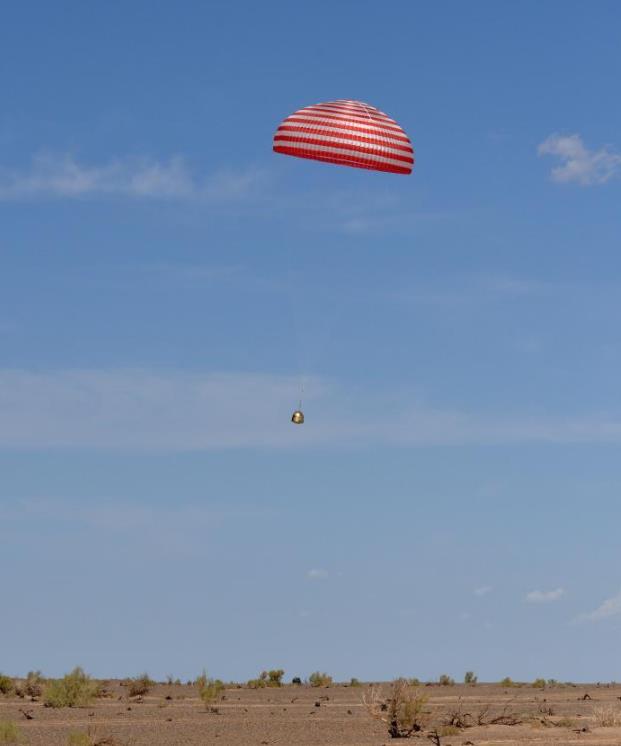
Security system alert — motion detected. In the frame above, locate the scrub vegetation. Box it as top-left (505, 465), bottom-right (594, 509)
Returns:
top-left (127, 673), bottom-right (154, 697)
top-left (308, 672), bottom-right (333, 687)
top-left (44, 667), bottom-right (99, 708)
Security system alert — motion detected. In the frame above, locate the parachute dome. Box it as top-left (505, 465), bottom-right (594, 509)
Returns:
top-left (273, 99), bottom-right (414, 175)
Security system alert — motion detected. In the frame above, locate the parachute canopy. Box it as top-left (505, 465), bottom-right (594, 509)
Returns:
top-left (273, 99), bottom-right (414, 175)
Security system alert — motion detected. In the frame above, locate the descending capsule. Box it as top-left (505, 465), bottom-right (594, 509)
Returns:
top-left (273, 99), bottom-right (414, 175)
top-left (291, 410), bottom-right (305, 425)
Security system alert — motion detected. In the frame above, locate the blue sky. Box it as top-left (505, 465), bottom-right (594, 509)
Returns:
top-left (1, 0), bottom-right (621, 683)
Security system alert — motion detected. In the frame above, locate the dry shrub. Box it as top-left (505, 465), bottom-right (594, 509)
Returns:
top-left (443, 698), bottom-right (473, 729)
top-left (438, 674), bottom-right (455, 686)
top-left (127, 674), bottom-right (153, 698)
top-left (363, 678), bottom-right (428, 738)
top-left (472, 703), bottom-right (521, 727)
top-left (18, 671), bottom-right (44, 699)
top-left (593, 705), bottom-right (621, 727)
top-left (532, 678), bottom-right (546, 689)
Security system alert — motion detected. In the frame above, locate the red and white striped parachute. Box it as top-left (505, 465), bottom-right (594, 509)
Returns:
top-left (273, 99), bottom-right (414, 175)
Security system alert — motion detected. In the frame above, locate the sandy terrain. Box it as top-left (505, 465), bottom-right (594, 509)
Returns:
top-left (2, 681), bottom-right (621, 745)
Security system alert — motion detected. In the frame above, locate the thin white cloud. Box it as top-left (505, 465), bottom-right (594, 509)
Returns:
top-left (392, 273), bottom-right (553, 308)
top-left (474, 585), bottom-right (493, 597)
top-left (307, 569), bottom-right (329, 579)
top-left (2, 368), bottom-right (621, 450)
top-left (538, 133), bottom-right (621, 185)
top-left (579, 590), bottom-right (621, 622)
top-left (525, 588), bottom-right (565, 603)
top-left (1, 497), bottom-right (270, 559)
top-left (0, 152), bottom-right (266, 201)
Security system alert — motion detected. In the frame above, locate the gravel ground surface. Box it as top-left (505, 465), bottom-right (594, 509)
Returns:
top-left (2, 681), bottom-right (621, 745)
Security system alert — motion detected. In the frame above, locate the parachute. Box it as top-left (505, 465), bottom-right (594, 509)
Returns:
top-left (274, 99), bottom-right (414, 423)
top-left (273, 99), bottom-right (414, 175)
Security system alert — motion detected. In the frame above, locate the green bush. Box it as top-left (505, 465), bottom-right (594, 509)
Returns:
top-left (127, 673), bottom-right (154, 697)
top-left (246, 670), bottom-right (284, 688)
top-left (0, 677), bottom-right (13, 696)
top-left (464, 671), bottom-right (477, 685)
top-left (532, 678), bottom-right (546, 689)
top-left (438, 674), bottom-right (455, 686)
top-left (198, 677), bottom-right (225, 707)
top-left (0, 720), bottom-right (24, 744)
top-left (349, 677), bottom-right (361, 687)
top-left (308, 672), bottom-right (332, 687)
top-left (500, 676), bottom-right (515, 688)
top-left (44, 667), bottom-right (99, 708)
top-left (265, 670), bottom-right (284, 687)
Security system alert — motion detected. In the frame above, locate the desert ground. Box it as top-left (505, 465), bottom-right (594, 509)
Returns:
top-left (3, 680), bottom-right (621, 746)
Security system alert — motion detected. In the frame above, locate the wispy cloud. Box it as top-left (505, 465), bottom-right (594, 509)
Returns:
top-left (2, 368), bottom-right (621, 450)
top-left (1, 497), bottom-right (269, 558)
top-left (474, 585), bottom-right (493, 597)
top-left (307, 568), bottom-right (329, 579)
top-left (538, 134), bottom-right (621, 185)
top-left (578, 590), bottom-right (621, 622)
top-left (392, 273), bottom-right (552, 308)
top-left (525, 588), bottom-right (565, 603)
top-left (0, 152), bottom-right (267, 201)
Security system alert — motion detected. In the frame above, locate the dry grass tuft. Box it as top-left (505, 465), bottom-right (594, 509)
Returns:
top-left (66, 728), bottom-right (135, 746)
top-left (0, 721), bottom-right (24, 744)
top-left (593, 705), bottom-right (621, 727)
